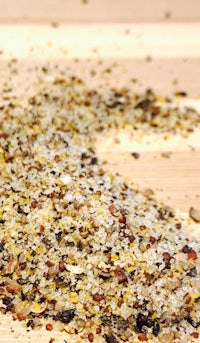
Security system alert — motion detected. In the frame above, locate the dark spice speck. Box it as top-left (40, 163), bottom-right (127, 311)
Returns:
top-left (54, 309), bottom-right (75, 324)
top-left (104, 333), bottom-right (118, 343)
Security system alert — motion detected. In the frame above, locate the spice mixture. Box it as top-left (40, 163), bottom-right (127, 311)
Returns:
top-left (0, 74), bottom-right (200, 343)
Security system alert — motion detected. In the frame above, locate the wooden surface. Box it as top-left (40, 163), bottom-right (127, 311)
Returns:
top-left (97, 134), bottom-right (200, 212)
top-left (0, 7), bottom-right (200, 342)
top-left (1, 0), bottom-right (200, 23)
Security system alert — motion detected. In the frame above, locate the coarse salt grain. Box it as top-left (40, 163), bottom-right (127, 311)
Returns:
top-left (65, 264), bottom-right (85, 274)
top-left (60, 174), bottom-right (72, 185)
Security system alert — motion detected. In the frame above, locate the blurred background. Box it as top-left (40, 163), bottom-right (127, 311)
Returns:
top-left (1, 0), bottom-right (200, 23)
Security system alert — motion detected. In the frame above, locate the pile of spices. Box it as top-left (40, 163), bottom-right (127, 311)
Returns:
top-left (0, 74), bottom-right (199, 343)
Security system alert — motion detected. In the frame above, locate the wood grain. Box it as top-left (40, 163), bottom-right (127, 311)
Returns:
top-left (0, 0), bottom-right (200, 23)
top-left (1, 23), bottom-right (200, 60)
top-left (98, 149), bottom-right (200, 212)
top-left (0, 20), bottom-right (200, 343)
top-left (0, 23), bottom-right (200, 97)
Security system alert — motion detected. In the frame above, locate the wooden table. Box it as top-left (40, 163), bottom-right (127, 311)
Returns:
top-left (0, 1), bottom-right (200, 342)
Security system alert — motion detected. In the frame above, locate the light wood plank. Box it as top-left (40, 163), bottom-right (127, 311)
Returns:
top-left (0, 22), bottom-right (199, 343)
top-left (97, 150), bottom-right (200, 212)
top-left (0, 23), bottom-right (200, 96)
top-left (0, 0), bottom-right (200, 23)
top-left (0, 23), bottom-right (200, 59)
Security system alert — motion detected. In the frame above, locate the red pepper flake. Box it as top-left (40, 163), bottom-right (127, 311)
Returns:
top-left (184, 293), bottom-right (191, 304)
top-left (103, 307), bottom-right (110, 313)
top-left (16, 313), bottom-right (26, 321)
top-left (175, 223), bottom-right (181, 230)
top-left (4, 153), bottom-right (13, 163)
top-left (84, 100), bottom-right (91, 107)
top-left (93, 293), bottom-right (104, 302)
top-left (108, 204), bottom-right (118, 217)
top-left (162, 252), bottom-right (172, 260)
top-left (83, 303), bottom-right (88, 311)
top-left (139, 225), bottom-right (146, 231)
top-left (144, 272), bottom-right (152, 280)
top-left (31, 200), bottom-right (38, 209)
top-left (146, 243), bottom-right (151, 250)
top-left (58, 261), bottom-right (66, 272)
top-left (0, 133), bottom-right (9, 139)
top-left (88, 333), bottom-right (94, 342)
top-left (54, 154), bottom-right (61, 162)
top-left (151, 105), bottom-right (160, 115)
top-left (46, 260), bottom-right (55, 267)
top-left (19, 262), bottom-right (27, 270)
top-left (6, 286), bottom-right (16, 294)
top-left (138, 333), bottom-right (148, 341)
top-left (128, 235), bottom-right (135, 243)
top-left (118, 215), bottom-right (126, 224)
top-left (115, 266), bottom-right (127, 283)
top-left (36, 162), bottom-right (43, 171)
top-left (49, 339), bottom-right (55, 343)
top-left (61, 202), bottom-right (68, 209)
top-left (149, 236), bottom-right (156, 244)
top-left (190, 332), bottom-right (199, 339)
top-left (188, 250), bottom-right (197, 260)
top-left (46, 323), bottom-right (53, 331)
top-left (50, 192), bottom-right (56, 199)
top-left (88, 170), bottom-right (94, 177)
top-left (96, 327), bottom-right (102, 334)
top-left (40, 225), bottom-right (45, 233)
top-left (79, 173), bottom-right (84, 179)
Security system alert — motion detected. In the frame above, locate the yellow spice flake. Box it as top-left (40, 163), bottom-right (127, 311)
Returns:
top-left (70, 292), bottom-right (79, 304)
top-left (190, 293), bottom-right (200, 304)
top-left (111, 254), bottom-right (119, 262)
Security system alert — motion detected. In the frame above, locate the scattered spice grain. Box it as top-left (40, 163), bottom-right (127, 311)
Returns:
top-left (131, 152), bottom-right (140, 159)
top-left (0, 71), bottom-right (199, 343)
top-left (46, 323), bottom-right (53, 331)
top-left (88, 332), bottom-right (94, 342)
